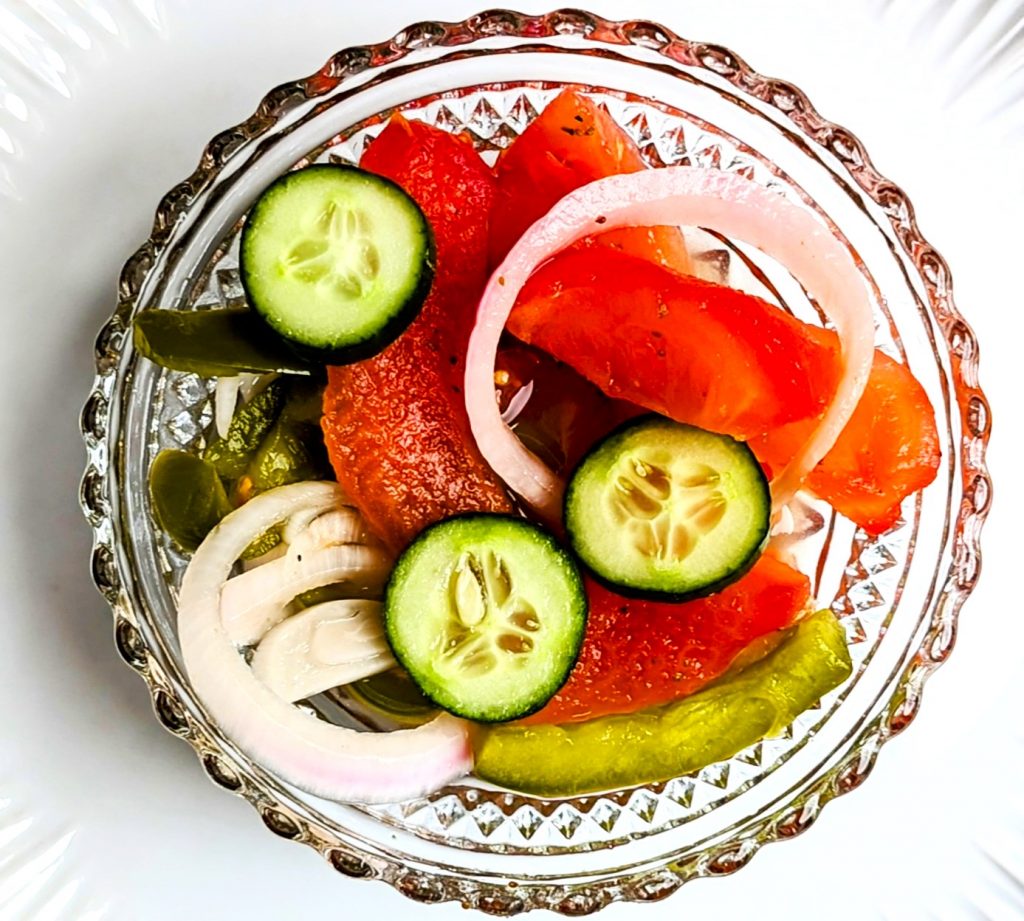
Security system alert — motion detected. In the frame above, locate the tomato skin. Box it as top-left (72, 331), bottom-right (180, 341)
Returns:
top-left (510, 246), bottom-right (939, 534)
top-left (322, 117), bottom-right (511, 552)
top-left (509, 248), bottom-right (839, 440)
top-left (490, 89), bottom-right (691, 274)
top-left (525, 554), bottom-right (810, 724)
top-left (752, 349), bottom-right (941, 534)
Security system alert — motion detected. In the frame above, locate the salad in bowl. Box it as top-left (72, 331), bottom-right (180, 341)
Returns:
top-left (82, 10), bottom-right (987, 914)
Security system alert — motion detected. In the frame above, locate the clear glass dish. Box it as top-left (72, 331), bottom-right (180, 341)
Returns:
top-left (79, 9), bottom-right (991, 914)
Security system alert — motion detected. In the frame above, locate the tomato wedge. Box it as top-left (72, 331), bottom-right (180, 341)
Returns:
top-left (752, 349), bottom-right (941, 534)
top-left (524, 554), bottom-right (810, 724)
top-left (322, 117), bottom-right (511, 551)
top-left (508, 246), bottom-right (939, 533)
top-left (490, 89), bottom-right (691, 273)
top-left (509, 247), bottom-right (839, 439)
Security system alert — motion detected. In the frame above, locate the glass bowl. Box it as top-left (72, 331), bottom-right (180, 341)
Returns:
top-left (79, 9), bottom-right (991, 914)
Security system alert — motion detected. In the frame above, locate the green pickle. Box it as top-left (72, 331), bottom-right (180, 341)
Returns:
top-left (150, 376), bottom-right (331, 555)
top-left (240, 528), bottom-right (282, 561)
top-left (203, 379), bottom-right (288, 479)
top-left (133, 307), bottom-right (315, 377)
top-left (148, 449), bottom-right (232, 552)
top-left (348, 670), bottom-right (438, 727)
top-left (473, 609), bottom-right (852, 797)
top-left (247, 379), bottom-right (332, 492)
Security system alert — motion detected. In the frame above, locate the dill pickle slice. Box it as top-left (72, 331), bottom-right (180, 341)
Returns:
top-left (246, 379), bottom-right (332, 492)
top-left (148, 449), bottom-right (232, 552)
top-left (473, 609), bottom-right (852, 797)
top-left (203, 379), bottom-right (287, 480)
top-left (239, 528), bottom-right (282, 561)
top-left (133, 308), bottom-right (315, 377)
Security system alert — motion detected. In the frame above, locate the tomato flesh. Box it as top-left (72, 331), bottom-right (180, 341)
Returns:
top-left (525, 554), bottom-right (810, 724)
top-left (509, 248), bottom-right (839, 440)
top-left (321, 117), bottom-right (511, 552)
top-left (490, 89), bottom-right (691, 274)
top-left (752, 349), bottom-right (941, 534)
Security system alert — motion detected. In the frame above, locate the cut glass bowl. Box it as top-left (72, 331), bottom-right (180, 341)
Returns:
top-left (80, 9), bottom-right (991, 914)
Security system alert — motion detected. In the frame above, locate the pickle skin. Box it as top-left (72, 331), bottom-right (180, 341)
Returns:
top-left (473, 609), bottom-right (852, 797)
top-left (133, 308), bottom-right (315, 378)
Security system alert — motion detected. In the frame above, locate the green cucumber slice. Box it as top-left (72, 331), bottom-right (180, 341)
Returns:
top-left (473, 609), bottom-right (853, 797)
top-left (240, 164), bottom-right (434, 363)
top-left (383, 514), bottom-right (587, 723)
top-left (565, 415), bottom-right (770, 601)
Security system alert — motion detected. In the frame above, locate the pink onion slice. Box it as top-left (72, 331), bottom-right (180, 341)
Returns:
top-left (178, 481), bottom-right (471, 804)
top-left (465, 167), bottom-right (876, 518)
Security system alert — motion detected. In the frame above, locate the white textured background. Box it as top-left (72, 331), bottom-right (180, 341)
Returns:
top-left (0, 1), bottom-right (1020, 918)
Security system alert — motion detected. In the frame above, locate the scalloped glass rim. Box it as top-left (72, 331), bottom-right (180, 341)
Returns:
top-left (79, 8), bottom-right (991, 915)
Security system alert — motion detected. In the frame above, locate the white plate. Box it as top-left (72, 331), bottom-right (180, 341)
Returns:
top-left (0, 1), bottom-right (1020, 918)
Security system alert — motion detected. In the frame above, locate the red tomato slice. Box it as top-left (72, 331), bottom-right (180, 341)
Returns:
top-left (752, 349), bottom-right (941, 534)
top-left (509, 247), bottom-right (839, 439)
top-left (508, 246), bottom-right (939, 533)
top-left (525, 554), bottom-right (810, 724)
top-left (321, 117), bottom-right (511, 551)
top-left (490, 89), bottom-right (692, 274)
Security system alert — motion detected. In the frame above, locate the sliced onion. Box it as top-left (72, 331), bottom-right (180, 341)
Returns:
top-left (178, 481), bottom-right (472, 804)
top-left (287, 507), bottom-right (374, 562)
top-left (465, 167), bottom-right (876, 517)
top-left (769, 494), bottom-right (826, 568)
top-left (214, 376), bottom-right (243, 439)
top-left (238, 371), bottom-right (269, 402)
top-left (221, 542), bottom-right (391, 646)
top-left (500, 379), bottom-right (534, 426)
top-left (250, 599), bottom-right (394, 702)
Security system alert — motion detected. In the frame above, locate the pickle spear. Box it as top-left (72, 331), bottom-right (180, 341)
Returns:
top-left (134, 308), bottom-right (315, 378)
top-left (203, 379), bottom-right (287, 480)
top-left (473, 608), bottom-right (852, 797)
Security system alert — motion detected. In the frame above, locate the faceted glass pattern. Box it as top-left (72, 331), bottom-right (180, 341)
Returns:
top-left (82, 10), bottom-right (989, 914)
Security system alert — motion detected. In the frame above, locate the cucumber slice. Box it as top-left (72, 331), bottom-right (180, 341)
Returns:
top-left (565, 415), bottom-right (770, 601)
top-left (383, 514), bottom-right (587, 723)
top-left (240, 164), bottom-right (434, 363)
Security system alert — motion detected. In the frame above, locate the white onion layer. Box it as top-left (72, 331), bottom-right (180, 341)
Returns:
top-left (214, 376), bottom-right (242, 439)
top-left (287, 507), bottom-right (374, 562)
top-left (177, 481), bottom-right (472, 804)
top-left (220, 542), bottom-right (391, 646)
top-left (465, 167), bottom-right (876, 518)
top-left (250, 599), bottom-right (394, 703)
